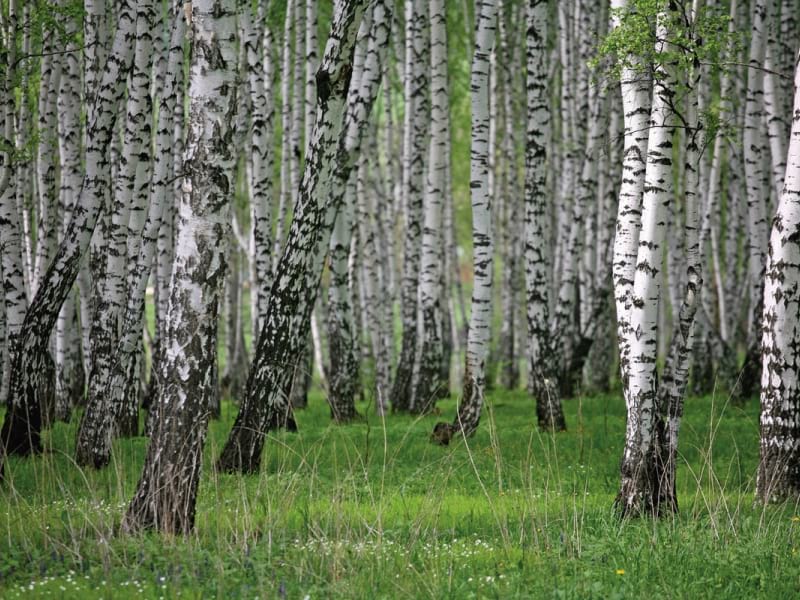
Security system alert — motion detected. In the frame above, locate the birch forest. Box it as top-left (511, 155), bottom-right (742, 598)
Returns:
top-left (1, 0), bottom-right (800, 596)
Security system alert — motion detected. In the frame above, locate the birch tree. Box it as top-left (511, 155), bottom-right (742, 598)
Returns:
top-left (433, 0), bottom-right (497, 445)
top-left (77, 0), bottom-right (156, 466)
top-left (609, 0), bottom-right (650, 426)
top-left (603, 0), bottom-right (716, 516)
top-left (244, 0), bottom-right (275, 340)
top-left (122, 0), bottom-right (237, 534)
top-left (740, 0), bottom-right (770, 398)
top-left (325, 7), bottom-right (376, 422)
top-left (0, 0), bottom-right (26, 409)
top-left (615, 7), bottom-right (678, 516)
top-left (756, 52), bottom-right (800, 504)
top-left (54, 9), bottom-right (84, 421)
top-left (414, 0), bottom-right (448, 412)
top-left (217, 0), bottom-right (375, 473)
top-left (76, 2), bottom-right (186, 469)
top-left (523, 0), bottom-right (565, 431)
top-left (390, 0), bottom-right (429, 412)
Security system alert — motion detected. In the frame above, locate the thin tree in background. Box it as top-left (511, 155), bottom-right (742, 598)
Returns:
top-left (523, 0), bottom-right (565, 432)
top-left (414, 0), bottom-right (448, 413)
top-left (54, 6), bottom-right (84, 422)
top-left (740, 0), bottom-right (770, 398)
top-left (433, 0), bottom-right (497, 445)
top-left (245, 0), bottom-right (275, 341)
top-left (326, 8), bottom-right (376, 423)
top-left (76, 0), bottom-right (156, 467)
top-left (75, 1), bottom-right (186, 469)
top-left (391, 0), bottom-right (429, 413)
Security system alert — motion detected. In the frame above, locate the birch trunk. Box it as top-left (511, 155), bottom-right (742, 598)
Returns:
top-left (741, 0), bottom-right (770, 399)
top-left (0, 0), bottom-right (26, 408)
top-left (609, 0), bottom-right (651, 514)
top-left (275, 1), bottom-right (295, 269)
top-left (76, 0), bottom-right (156, 466)
top-left (327, 172), bottom-right (361, 422)
top-left (148, 18), bottom-right (184, 412)
top-left (33, 36), bottom-right (63, 302)
top-left (657, 26), bottom-right (703, 509)
top-left (306, 0), bottom-right (319, 149)
top-left (77, 5), bottom-right (186, 468)
top-left (291, 0), bottom-right (306, 196)
top-left (522, 0), bottom-right (565, 431)
top-left (122, 0), bottom-right (237, 534)
top-left (391, 0), bottom-right (429, 412)
top-left (433, 0), bottom-right (497, 445)
top-left (585, 97), bottom-right (622, 393)
top-left (756, 52), bottom-right (800, 503)
top-left (244, 1), bottom-right (275, 339)
top-left (414, 0), bottom-right (448, 412)
top-left (358, 157), bottom-right (391, 414)
top-left (764, 47), bottom-right (786, 201)
top-left (616, 11), bottom-right (675, 517)
top-left (54, 11), bottom-right (84, 422)
top-left (217, 0), bottom-right (372, 473)
top-left (496, 2), bottom-right (519, 391)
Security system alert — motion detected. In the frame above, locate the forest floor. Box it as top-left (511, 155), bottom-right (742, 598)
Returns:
top-left (0, 389), bottom-right (798, 598)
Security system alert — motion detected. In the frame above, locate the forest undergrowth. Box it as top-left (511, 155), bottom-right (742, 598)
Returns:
top-left (1, 390), bottom-right (798, 598)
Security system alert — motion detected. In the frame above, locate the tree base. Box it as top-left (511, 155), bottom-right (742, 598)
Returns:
top-left (431, 422), bottom-right (458, 446)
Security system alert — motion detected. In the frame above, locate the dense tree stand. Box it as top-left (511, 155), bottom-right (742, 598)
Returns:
top-left (0, 0), bottom-right (139, 469)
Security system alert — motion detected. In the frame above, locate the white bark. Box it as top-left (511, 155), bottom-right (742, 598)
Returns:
top-left (77, 2), bottom-right (186, 468)
top-left (1, 0), bottom-right (139, 459)
top-left (617, 9), bottom-right (675, 516)
top-left (33, 40), bottom-right (63, 297)
top-left (0, 0), bottom-right (25, 407)
top-left (291, 0), bottom-right (306, 195)
top-left (305, 0), bottom-right (319, 150)
top-left (244, 1), bottom-right (275, 340)
top-left (756, 51), bottom-right (800, 503)
top-left (436, 0), bottom-right (497, 443)
top-left (123, 0), bottom-right (237, 534)
top-left (390, 0), bottom-right (429, 412)
top-left (55, 11), bottom-right (84, 421)
top-left (414, 0), bottom-right (448, 411)
top-left (77, 0), bottom-right (156, 466)
top-left (275, 0), bottom-right (295, 270)
top-left (218, 0), bottom-right (373, 473)
top-left (523, 0), bottom-right (565, 431)
top-left (763, 47), bottom-right (787, 201)
top-left (741, 0), bottom-right (770, 396)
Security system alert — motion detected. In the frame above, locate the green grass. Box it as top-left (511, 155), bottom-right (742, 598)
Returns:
top-left (1, 389), bottom-right (799, 598)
